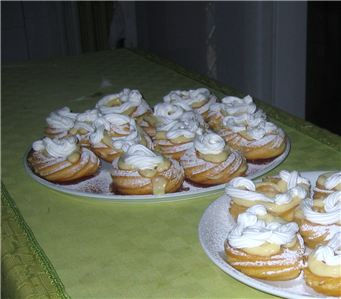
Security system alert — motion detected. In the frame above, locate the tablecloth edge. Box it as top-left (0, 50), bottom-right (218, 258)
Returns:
top-left (1, 180), bottom-right (72, 299)
top-left (128, 47), bottom-right (341, 153)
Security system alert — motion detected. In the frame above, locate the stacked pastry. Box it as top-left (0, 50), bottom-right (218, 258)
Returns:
top-left (223, 170), bottom-right (341, 296)
top-left (28, 87), bottom-right (288, 196)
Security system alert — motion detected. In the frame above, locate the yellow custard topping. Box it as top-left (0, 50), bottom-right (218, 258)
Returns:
top-left (198, 146), bottom-right (230, 163)
top-left (105, 97), bottom-right (121, 107)
top-left (189, 97), bottom-right (209, 108)
top-left (317, 172), bottom-right (341, 191)
top-left (308, 252), bottom-right (341, 278)
top-left (67, 152), bottom-right (81, 163)
top-left (152, 176), bottom-right (168, 196)
top-left (242, 242), bottom-right (281, 256)
top-left (232, 196), bottom-right (302, 214)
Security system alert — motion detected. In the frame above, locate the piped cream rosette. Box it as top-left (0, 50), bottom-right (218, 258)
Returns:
top-left (68, 109), bottom-right (101, 147)
top-left (163, 87), bottom-right (217, 120)
top-left (110, 144), bottom-right (184, 196)
top-left (89, 114), bottom-right (153, 162)
top-left (180, 133), bottom-right (247, 185)
top-left (207, 95), bottom-right (265, 132)
top-left (153, 118), bottom-right (204, 161)
top-left (226, 175), bottom-right (308, 221)
top-left (218, 111), bottom-right (287, 160)
top-left (28, 136), bottom-right (100, 181)
top-left (44, 107), bottom-right (78, 139)
top-left (95, 88), bottom-right (152, 123)
top-left (294, 191), bottom-right (341, 249)
top-left (256, 170), bottom-right (311, 198)
top-left (313, 171), bottom-right (341, 199)
top-left (303, 231), bottom-right (341, 297)
top-left (224, 204), bottom-right (305, 281)
top-left (140, 100), bottom-right (193, 138)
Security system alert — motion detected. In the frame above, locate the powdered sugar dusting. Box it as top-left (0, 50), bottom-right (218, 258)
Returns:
top-left (25, 137), bottom-right (290, 201)
top-left (198, 173), bottom-right (340, 298)
top-left (55, 170), bottom-right (113, 194)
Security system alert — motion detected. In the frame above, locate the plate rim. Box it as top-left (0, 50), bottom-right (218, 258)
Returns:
top-left (23, 136), bottom-right (290, 203)
top-left (198, 170), bottom-right (336, 299)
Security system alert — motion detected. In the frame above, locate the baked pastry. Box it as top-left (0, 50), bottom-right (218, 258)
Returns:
top-left (163, 88), bottom-right (217, 121)
top-left (89, 114), bottom-right (153, 162)
top-left (28, 136), bottom-right (100, 181)
top-left (110, 144), bottom-right (184, 196)
top-left (218, 112), bottom-right (287, 161)
top-left (255, 169), bottom-right (311, 198)
top-left (140, 101), bottom-right (194, 138)
top-left (95, 88), bottom-right (152, 124)
top-left (68, 109), bottom-right (101, 147)
top-left (180, 133), bottom-right (247, 185)
top-left (207, 95), bottom-right (266, 132)
top-left (313, 171), bottom-right (341, 199)
top-left (303, 231), bottom-right (341, 297)
top-left (44, 107), bottom-right (78, 139)
top-left (153, 118), bottom-right (204, 161)
top-left (224, 204), bottom-right (305, 281)
top-left (293, 191), bottom-right (341, 249)
top-left (226, 171), bottom-right (309, 221)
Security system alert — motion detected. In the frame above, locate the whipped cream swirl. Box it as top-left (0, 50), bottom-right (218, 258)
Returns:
top-left (96, 88), bottom-right (145, 115)
top-left (279, 170), bottom-right (311, 189)
top-left (158, 119), bottom-right (203, 140)
top-left (52, 107), bottom-right (78, 120)
top-left (153, 101), bottom-right (192, 124)
top-left (46, 107), bottom-right (76, 130)
top-left (313, 232), bottom-right (341, 266)
top-left (222, 113), bottom-right (278, 140)
top-left (228, 207), bottom-right (299, 248)
top-left (122, 144), bottom-right (164, 170)
top-left (225, 177), bottom-right (307, 205)
top-left (221, 95), bottom-right (257, 115)
top-left (76, 109), bottom-right (101, 123)
top-left (300, 191), bottom-right (341, 224)
top-left (73, 121), bottom-right (94, 133)
top-left (33, 136), bottom-right (78, 157)
top-left (163, 88), bottom-right (210, 106)
top-left (90, 114), bottom-right (141, 147)
top-left (324, 172), bottom-right (341, 190)
top-left (194, 133), bottom-right (225, 155)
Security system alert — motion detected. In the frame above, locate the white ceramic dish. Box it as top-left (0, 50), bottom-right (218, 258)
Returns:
top-left (23, 137), bottom-right (290, 203)
top-left (198, 171), bottom-right (336, 299)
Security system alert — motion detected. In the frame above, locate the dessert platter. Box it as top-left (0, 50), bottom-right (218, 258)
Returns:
top-left (198, 171), bottom-right (341, 298)
top-left (24, 88), bottom-right (291, 203)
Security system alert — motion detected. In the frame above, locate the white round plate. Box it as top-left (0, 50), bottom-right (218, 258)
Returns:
top-left (23, 137), bottom-right (290, 203)
top-left (198, 171), bottom-right (336, 299)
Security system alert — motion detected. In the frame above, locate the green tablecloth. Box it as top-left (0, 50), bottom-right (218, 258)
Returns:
top-left (1, 48), bottom-right (340, 299)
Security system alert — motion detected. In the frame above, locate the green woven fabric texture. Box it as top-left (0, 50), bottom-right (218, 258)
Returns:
top-left (1, 48), bottom-right (341, 298)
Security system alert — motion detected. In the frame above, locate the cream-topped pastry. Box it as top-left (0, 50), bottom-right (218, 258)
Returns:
top-left (95, 88), bottom-right (152, 123)
top-left (313, 171), bottom-right (341, 199)
top-left (140, 101), bottom-right (193, 138)
top-left (226, 175), bottom-right (308, 221)
top-left (44, 107), bottom-right (78, 139)
top-left (224, 204), bottom-right (305, 280)
top-left (110, 144), bottom-right (184, 196)
top-left (207, 95), bottom-right (266, 132)
top-left (180, 133), bottom-right (247, 185)
top-left (68, 109), bottom-right (101, 147)
top-left (28, 136), bottom-right (100, 181)
top-left (163, 88), bottom-right (217, 120)
top-left (217, 112), bottom-right (287, 160)
top-left (303, 231), bottom-right (341, 297)
top-left (256, 170), bottom-right (311, 198)
top-left (153, 118), bottom-right (204, 160)
top-left (89, 114), bottom-right (153, 162)
top-left (293, 191), bottom-right (341, 249)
